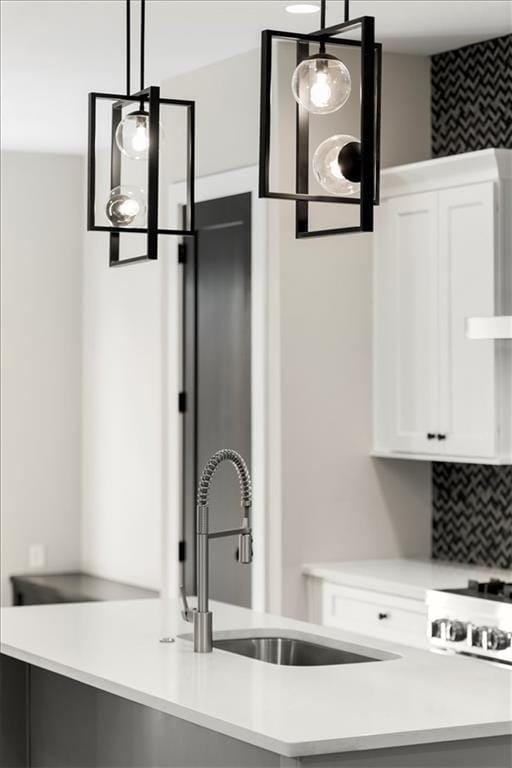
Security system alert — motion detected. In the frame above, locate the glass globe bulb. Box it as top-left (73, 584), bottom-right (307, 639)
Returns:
top-left (105, 185), bottom-right (146, 227)
top-left (312, 134), bottom-right (361, 196)
top-left (291, 54), bottom-right (351, 115)
top-left (115, 112), bottom-right (149, 160)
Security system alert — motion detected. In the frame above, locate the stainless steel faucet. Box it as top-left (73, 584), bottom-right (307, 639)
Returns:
top-left (180, 449), bottom-right (253, 652)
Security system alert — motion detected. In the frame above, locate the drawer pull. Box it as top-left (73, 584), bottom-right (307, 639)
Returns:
top-left (378, 612), bottom-right (389, 620)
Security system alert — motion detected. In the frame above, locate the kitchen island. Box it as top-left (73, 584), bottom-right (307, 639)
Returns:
top-left (1, 598), bottom-right (511, 767)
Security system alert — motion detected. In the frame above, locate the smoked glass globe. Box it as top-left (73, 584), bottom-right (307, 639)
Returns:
top-left (312, 135), bottom-right (361, 196)
top-left (105, 185), bottom-right (146, 227)
top-left (115, 111), bottom-right (149, 160)
top-left (291, 54), bottom-right (351, 115)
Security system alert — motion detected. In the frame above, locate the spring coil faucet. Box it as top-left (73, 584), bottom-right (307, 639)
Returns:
top-left (180, 449), bottom-right (253, 652)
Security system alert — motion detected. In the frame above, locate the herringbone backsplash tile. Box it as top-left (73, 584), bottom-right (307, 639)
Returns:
top-left (432, 35), bottom-right (512, 157)
top-left (432, 464), bottom-right (512, 569)
top-left (431, 36), bottom-right (512, 568)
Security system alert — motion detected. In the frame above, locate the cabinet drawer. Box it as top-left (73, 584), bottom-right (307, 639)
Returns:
top-left (321, 582), bottom-right (428, 649)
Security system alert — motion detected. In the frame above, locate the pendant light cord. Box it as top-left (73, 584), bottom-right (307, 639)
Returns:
top-left (344, 0), bottom-right (349, 22)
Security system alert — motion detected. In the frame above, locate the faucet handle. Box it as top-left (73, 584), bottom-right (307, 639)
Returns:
top-left (180, 585), bottom-right (195, 623)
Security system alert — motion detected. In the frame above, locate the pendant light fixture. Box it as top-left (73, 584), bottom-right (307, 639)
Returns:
top-left (259, 0), bottom-right (381, 238)
top-left (87, 0), bottom-right (195, 266)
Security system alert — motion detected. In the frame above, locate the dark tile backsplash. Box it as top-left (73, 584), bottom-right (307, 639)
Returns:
top-left (432, 34), bottom-right (512, 157)
top-left (430, 36), bottom-right (512, 569)
top-left (432, 464), bottom-right (512, 569)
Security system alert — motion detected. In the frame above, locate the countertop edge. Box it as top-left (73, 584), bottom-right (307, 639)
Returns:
top-left (3, 641), bottom-right (511, 758)
top-left (301, 564), bottom-right (426, 601)
top-left (286, 722), bottom-right (512, 758)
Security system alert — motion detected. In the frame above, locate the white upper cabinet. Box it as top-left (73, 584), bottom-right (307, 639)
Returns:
top-left (373, 149), bottom-right (512, 465)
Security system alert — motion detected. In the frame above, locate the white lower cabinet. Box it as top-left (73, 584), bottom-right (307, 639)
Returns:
top-left (373, 149), bottom-right (512, 464)
top-left (320, 582), bottom-right (428, 649)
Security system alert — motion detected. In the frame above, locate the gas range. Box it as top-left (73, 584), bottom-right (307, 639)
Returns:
top-left (426, 578), bottom-right (512, 666)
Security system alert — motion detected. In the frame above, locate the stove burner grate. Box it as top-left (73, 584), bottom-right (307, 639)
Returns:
top-left (466, 578), bottom-right (512, 601)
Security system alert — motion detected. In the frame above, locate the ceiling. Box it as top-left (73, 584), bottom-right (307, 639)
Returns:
top-left (2, 0), bottom-right (511, 153)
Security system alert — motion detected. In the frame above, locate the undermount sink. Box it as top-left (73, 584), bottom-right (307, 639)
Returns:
top-left (213, 636), bottom-right (379, 666)
top-left (179, 628), bottom-right (399, 667)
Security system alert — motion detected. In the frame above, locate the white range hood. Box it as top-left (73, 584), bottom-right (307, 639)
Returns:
top-left (466, 316), bottom-right (512, 339)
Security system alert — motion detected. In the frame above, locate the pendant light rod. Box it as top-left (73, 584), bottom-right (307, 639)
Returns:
top-left (124, 0), bottom-right (146, 96)
top-left (126, 0), bottom-right (131, 95)
top-left (318, 2), bottom-right (350, 50)
top-left (320, 1), bottom-right (350, 29)
top-left (319, 0), bottom-right (326, 52)
top-left (140, 0), bottom-right (145, 92)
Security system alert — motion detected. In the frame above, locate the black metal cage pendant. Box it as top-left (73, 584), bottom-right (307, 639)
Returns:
top-left (258, 0), bottom-right (381, 238)
top-left (87, 0), bottom-right (195, 267)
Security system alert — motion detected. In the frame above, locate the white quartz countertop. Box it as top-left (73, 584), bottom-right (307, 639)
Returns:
top-left (1, 598), bottom-right (511, 757)
top-left (302, 558), bottom-right (512, 601)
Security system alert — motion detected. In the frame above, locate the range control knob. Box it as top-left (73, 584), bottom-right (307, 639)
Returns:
top-left (431, 619), bottom-right (446, 639)
top-left (474, 627), bottom-right (510, 652)
top-left (445, 620), bottom-right (467, 642)
top-left (431, 619), bottom-right (466, 642)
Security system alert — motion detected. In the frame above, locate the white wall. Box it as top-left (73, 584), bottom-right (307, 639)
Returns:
top-left (80, 176), bottom-right (172, 591)
top-left (1, 151), bottom-right (168, 599)
top-left (1, 151), bottom-right (83, 606)
top-left (161, 50), bottom-right (261, 178)
top-left (273, 48), bottom-right (433, 618)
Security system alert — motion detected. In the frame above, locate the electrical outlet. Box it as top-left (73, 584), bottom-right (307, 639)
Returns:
top-left (29, 544), bottom-right (46, 569)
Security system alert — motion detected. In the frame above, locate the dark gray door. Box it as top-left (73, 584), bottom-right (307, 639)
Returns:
top-left (182, 192), bottom-right (251, 608)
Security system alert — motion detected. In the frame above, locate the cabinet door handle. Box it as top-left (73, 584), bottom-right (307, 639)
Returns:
top-left (427, 433), bottom-right (436, 440)
top-left (378, 612), bottom-right (389, 620)
top-left (437, 434), bottom-right (447, 440)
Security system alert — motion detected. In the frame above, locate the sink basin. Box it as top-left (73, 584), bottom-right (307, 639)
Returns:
top-left (213, 636), bottom-right (379, 666)
top-left (179, 628), bottom-right (399, 667)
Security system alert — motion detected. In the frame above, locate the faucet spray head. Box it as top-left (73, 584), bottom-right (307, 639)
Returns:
top-left (238, 520), bottom-right (253, 564)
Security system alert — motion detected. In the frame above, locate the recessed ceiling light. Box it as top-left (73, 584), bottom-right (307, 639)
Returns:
top-left (285, 4), bottom-right (320, 14)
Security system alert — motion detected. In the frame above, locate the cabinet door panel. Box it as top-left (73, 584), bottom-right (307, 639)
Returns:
top-left (387, 193), bottom-right (439, 453)
top-left (438, 183), bottom-right (496, 458)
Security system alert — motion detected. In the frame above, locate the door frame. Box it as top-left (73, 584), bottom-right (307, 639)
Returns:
top-left (167, 166), bottom-right (270, 612)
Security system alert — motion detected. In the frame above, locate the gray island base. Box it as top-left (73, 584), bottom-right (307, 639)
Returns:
top-left (1, 656), bottom-right (510, 768)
